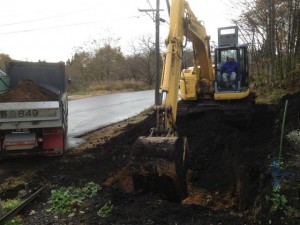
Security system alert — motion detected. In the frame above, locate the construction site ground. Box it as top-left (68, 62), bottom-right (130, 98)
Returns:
top-left (0, 92), bottom-right (300, 225)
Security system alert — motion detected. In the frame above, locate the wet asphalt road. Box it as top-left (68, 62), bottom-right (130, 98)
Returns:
top-left (67, 90), bottom-right (154, 139)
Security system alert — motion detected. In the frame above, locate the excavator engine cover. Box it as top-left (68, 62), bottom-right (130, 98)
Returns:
top-left (130, 136), bottom-right (188, 202)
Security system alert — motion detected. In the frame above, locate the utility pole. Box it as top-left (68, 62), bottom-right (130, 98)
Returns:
top-left (155, 0), bottom-right (160, 105)
top-left (138, 1), bottom-right (163, 105)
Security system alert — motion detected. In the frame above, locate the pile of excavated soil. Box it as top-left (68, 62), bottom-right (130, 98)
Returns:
top-left (0, 80), bottom-right (58, 102)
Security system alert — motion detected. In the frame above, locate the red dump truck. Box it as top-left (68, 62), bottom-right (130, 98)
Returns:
top-left (0, 61), bottom-right (68, 158)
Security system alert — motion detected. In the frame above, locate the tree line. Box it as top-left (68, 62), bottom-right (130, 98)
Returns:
top-left (1, 0), bottom-right (299, 93)
top-left (65, 35), bottom-right (157, 93)
top-left (0, 34), bottom-right (157, 93)
top-left (232, 0), bottom-right (300, 87)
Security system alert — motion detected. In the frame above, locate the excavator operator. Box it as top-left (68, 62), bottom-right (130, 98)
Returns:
top-left (220, 53), bottom-right (238, 88)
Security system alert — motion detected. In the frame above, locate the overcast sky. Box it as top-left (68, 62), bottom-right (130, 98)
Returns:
top-left (0, 0), bottom-right (234, 62)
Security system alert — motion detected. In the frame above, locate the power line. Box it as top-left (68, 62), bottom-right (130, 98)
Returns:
top-left (0, 15), bottom-right (148, 35)
top-left (142, 0), bottom-right (157, 21)
top-left (147, 0), bottom-right (154, 9)
top-left (0, 7), bottom-right (94, 27)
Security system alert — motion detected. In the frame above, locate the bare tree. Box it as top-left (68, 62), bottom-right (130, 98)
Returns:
top-left (66, 50), bottom-right (93, 92)
top-left (129, 34), bottom-right (156, 85)
top-left (231, 0), bottom-right (300, 86)
top-left (66, 34), bottom-right (128, 90)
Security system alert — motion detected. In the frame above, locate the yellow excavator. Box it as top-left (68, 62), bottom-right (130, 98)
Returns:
top-left (130, 0), bottom-right (254, 201)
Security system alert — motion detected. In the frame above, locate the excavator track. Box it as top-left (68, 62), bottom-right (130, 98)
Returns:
top-left (130, 136), bottom-right (188, 202)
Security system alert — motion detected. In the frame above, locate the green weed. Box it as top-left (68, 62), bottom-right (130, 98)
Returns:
top-left (97, 201), bottom-right (113, 218)
top-left (268, 186), bottom-right (288, 212)
top-left (48, 182), bottom-right (101, 214)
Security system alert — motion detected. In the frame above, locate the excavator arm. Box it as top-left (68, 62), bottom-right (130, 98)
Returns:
top-left (158, 0), bottom-right (214, 134)
top-left (155, 0), bottom-right (184, 134)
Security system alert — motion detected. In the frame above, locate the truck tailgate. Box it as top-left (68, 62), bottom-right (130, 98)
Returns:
top-left (0, 101), bottom-right (62, 129)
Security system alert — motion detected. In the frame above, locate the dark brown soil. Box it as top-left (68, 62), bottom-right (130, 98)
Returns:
top-left (0, 92), bottom-right (300, 225)
top-left (0, 80), bottom-right (58, 102)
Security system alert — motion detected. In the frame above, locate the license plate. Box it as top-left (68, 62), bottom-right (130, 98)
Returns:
top-left (0, 109), bottom-right (58, 120)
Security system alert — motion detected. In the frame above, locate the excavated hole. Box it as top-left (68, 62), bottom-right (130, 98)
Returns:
top-left (177, 107), bottom-right (276, 211)
top-left (107, 105), bottom-right (277, 212)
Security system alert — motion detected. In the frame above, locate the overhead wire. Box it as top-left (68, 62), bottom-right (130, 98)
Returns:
top-left (0, 14), bottom-right (149, 36)
top-left (0, 1), bottom-right (151, 33)
top-left (147, 0), bottom-right (154, 9)
top-left (0, 7), bottom-right (94, 27)
top-left (142, 0), bottom-right (155, 21)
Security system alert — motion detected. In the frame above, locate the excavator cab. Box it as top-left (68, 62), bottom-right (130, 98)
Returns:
top-left (214, 26), bottom-right (249, 93)
top-left (215, 45), bottom-right (249, 92)
top-left (213, 26), bottom-right (251, 102)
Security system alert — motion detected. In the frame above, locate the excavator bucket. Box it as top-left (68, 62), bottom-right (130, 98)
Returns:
top-left (130, 136), bottom-right (188, 202)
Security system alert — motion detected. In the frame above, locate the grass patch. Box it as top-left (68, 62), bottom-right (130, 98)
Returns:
top-left (69, 80), bottom-right (152, 96)
top-left (1, 199), bottom-right (23, 225)
top-left (254, 77), bottom-right (300, 104)
top-left (255, 87), bottom-right (289, 104)
top-left (2, 216), bottom-right (22, 225)
top-left (1, 198), bottom-right (22, 214)
top-left (47, 182), bottom-right (101, 215)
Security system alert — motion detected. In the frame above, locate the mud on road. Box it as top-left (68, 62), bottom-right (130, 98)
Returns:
top-left (0, 92), bottom-right (300, 225)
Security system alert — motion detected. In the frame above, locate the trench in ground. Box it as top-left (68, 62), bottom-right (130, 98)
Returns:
top-left (109, 104), bottom-right (276, 212)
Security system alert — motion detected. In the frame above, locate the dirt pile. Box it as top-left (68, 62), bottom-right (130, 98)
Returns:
top-left (0, 80), bottom-right (58, 102)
